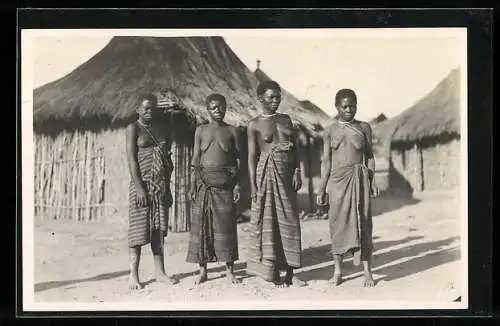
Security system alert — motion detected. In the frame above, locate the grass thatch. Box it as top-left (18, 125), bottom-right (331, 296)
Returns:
top-left (375, 67), bottom-right (461, 156)
top-left (33, 36), bottom-right (327, 138)
top-left (369, 113), bottom-right (388, 125)
top-left (253, 67), bottom-right (329, 135)
top-left (299, 100), bottom-right (332, 120)
top-left (390, 68), bottom-right (460, 143)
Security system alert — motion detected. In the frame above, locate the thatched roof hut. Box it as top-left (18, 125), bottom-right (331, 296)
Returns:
top-left (380, 67), bottom-right (461, 193)
top-left (34, 36), bottom-right (326, 138)
top-left (369, 113), bottom-right (388, 125)
top-left (384, 67), bottom-right (461, 152)
top-left (33, 36), bottom-right (330, 228)
top-left (253, 64), bottom-right (327, 137)
top-left (299, 100), bottom-right (331, 120)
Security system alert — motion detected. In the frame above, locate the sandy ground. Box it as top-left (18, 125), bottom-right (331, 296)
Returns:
top-left (33, 188), bottom-right (463, 305)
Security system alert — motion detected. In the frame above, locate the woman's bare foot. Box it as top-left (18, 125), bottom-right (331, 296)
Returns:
top-left (272, 273), bottom-right (285, 288)
top-left (226, 272), bottom-right (242, 285)
top-left (274, 280), bottom-right (287, 288)
top-left (155, 272), bottom-right (177, 285)
top-left (362, 274), bottom-right (375, 287)
top-left (285, 275), bottom-right (307, 287)
top-left (328, 273), bottom-right (342, 286)
top-left (194, 273), bottom-right (208, 285)
top-left (361, 260), bottom-right (375, 287)
top-left (128, 275), bottom-right (144, 290)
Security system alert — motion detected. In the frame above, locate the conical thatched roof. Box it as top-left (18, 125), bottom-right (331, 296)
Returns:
top-left (369, 113), bottom-right (388, 125)
top-left (299, 100), bottom-right (331, 120)
top-left (253, 67), bottom-right (328, 133)
top-left (33, 36), bottom-right (326, 138)
top-left (377, 67), bottom-right (461, 155)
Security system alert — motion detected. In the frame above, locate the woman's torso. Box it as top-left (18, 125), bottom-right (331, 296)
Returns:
top-left (254, 114), bottom-right (295, 154)
top-left (199, 124), bottom-right (238, 167)
top-left (136, 121), bottom-right (171, 151)
top-left (329, 120), bottom-right (366, 170)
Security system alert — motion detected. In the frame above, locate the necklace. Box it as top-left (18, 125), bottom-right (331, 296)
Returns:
top-left (261, 112), bottom-right (277, 118)
top-left (339, 118), bottom-right (354, 125)
top-left (137, 119), bottom-right (152, 128)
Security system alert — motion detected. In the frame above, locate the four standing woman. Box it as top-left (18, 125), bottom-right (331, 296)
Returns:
top-left (125, 84), bottom-right (378, 290)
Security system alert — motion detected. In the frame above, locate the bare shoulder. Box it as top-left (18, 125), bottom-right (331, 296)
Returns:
top-left (326, 121), bottom-right (339, 133)
top-left (277, 112), bottom-right (292, 121)
top-left (358, 120), bottom-right (372, 133)
top-left (126, 121), bottom-right (137, 133)
top-left (248, 118), bottom-right (260, 131)
top-left (228, 125), bottom-right (240, 136)
top-left (195, 124), bottom-right (207, 134)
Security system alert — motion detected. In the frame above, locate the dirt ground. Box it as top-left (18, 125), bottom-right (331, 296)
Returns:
top-left (33, 188), bottom-right (463, 305)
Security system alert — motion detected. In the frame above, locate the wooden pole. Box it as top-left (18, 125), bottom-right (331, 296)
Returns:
top-left (72, 132), bottom-right (79, 221)
top-left (415, 143), bottom-right (424, 192)
top-left (306, 136), bottom-right (314, 213)
top-left (85, 133), bottom-right (92, 222)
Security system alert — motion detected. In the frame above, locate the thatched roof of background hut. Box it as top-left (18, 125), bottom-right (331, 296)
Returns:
top-left (33, 36), bottom-right (327, 139)
top-left (375, 67), bottom-right (461, 156)
top-left (253, 65), bottom-right (329, 135)
top-left (369, 113), bottom-right (388, 126)
top-left (299, 100), bottom-right (331, 120)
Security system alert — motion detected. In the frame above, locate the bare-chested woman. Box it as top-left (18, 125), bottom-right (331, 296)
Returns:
top-left (317, 88), bottom-right (380, 288)
top-left (246, 80), bottom-right (306, 288)
top-left (125, 93), bottom-right (177, 290)
top-left (186, 93), bottom-right (242, 285)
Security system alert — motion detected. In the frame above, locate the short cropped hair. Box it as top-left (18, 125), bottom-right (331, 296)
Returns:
top-left (205, 93), bottom-right (227, 107)
top-left (139, 93), bottom-right (158, 106)
top-left (335, 89), bottom-right (357, 106)
top-left (257, 80), bottom-right (281, 97)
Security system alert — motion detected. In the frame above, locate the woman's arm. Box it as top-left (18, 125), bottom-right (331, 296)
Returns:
top-left (190, 127), bottom-right (201, 189)
top-left (317, 128), bottom-right (332, 195)
top-left (232, 127), bottom-right (242, 184)
top-left (290, 119), bottom-right (301, 173)
top-left (288, 117), bottom-right (302, 191)
top-left (362, 122), bottom-right (376, 175)
top-left (247, 121), bottom-right (259, 201)
top-left (126, 123), bottom-right (145, 191)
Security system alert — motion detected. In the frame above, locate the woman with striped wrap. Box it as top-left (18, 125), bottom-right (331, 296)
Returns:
top-left (246, 81), bottom-right (306, 288)
top-left (125, 93), bottom-right (177, 290)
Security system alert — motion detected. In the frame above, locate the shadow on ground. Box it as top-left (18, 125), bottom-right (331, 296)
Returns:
top-left (174, 262), bottom-right (250, 283)
top-left (35, 236), bottom-right (459, 292)
top-left (370, 192), bottom-right (421, 217)
top-left (35, 270), bottom-right (131, 292)
top-left (296, 236), bottom-right (460, 283)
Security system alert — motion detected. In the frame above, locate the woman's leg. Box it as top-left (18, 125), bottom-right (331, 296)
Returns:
top-left (151, 231), bottom-right (176, 284)
top-left (225, 261), bottom-right (241, 284)
top-left (129, 246), bottom-right (143, 290)
top-left (329, 254), bottom-right (343, 286)
top-left (362, 256), bottom-right (375, 287)
top-left (194, 262), bottom-right (208, 285)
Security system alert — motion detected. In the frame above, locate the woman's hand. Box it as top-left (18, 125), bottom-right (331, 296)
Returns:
top-left (233, 184), bottom-right (241, 203)
top-left (292, 169), bottom-right (302, 192)
top-left (316, 191), bottom-right (327, 206)
top-left (370, 181), bottom-right (380, 197)
top-left (189, 186), bottom-right (196, 201)
top-left (135, 186), bottom-right (148, 208)
top-left (250, 183), bottom-right (258, 204)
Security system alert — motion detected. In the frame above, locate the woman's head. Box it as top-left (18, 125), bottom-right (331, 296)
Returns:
top-left (335, 89), bottom-right (357, 122)
top-left (206, 93), bottom-right (227, 122)
top-left (136, 93), bottom-right (159, 123)
top-left (257, 80), bottom-right (281, 113)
